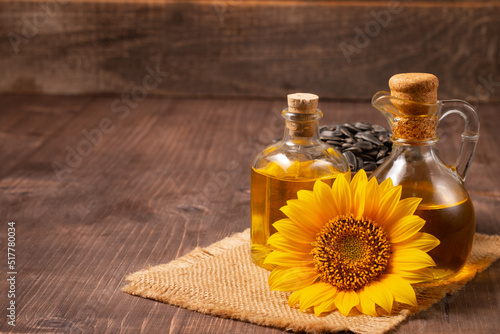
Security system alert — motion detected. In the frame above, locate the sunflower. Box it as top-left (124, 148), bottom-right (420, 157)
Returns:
top-left (263, 170), bottom-right (439, 316)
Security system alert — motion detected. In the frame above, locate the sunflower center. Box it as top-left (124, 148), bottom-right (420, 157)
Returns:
top-left (338, 236), bottom-right (367, 263)
top-left (312, 213), bottom-right (391, 291)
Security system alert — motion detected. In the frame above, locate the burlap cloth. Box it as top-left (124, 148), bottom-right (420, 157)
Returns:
top-left (123, 230), bottom-right (500, 334)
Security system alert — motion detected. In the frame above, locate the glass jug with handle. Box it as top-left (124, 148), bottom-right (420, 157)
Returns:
top-left (371, 73), bottom-right (480, 281)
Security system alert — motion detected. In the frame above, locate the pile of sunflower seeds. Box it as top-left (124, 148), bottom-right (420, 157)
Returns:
top-left (320, 122), bottom-right (392, 172)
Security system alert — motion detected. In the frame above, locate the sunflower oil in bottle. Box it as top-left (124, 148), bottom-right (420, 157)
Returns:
top-left (251, 93), bottom-right (350, 270)
top-left (389, 180), bottom-right (476, 279)
top-left (415, 197), bottom-right (475, 278)
top-left (371, 73), bottom-right (480, 281)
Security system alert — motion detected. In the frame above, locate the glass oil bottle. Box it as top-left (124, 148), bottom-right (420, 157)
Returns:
top-left (371, 73), bottom-right (480, 281)
top-left (251, 93), bottom-right (350, 270)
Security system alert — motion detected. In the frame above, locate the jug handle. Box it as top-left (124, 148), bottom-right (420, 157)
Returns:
top-left (439, 100), bottom-right (480, 181)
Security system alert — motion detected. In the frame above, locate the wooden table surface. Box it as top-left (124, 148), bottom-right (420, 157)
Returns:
top-left (1, 95), bottom-right (499, 333)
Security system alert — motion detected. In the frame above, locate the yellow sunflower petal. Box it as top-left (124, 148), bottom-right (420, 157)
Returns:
top-left (351, 169), bottom-right (368, 190)
top-left (288, 289), bottom-right (302, 307)
top-left (388, 266), bottom-right (435, 283)
top-left (268, 266), bottom-right (319, 291)
top-left (350, 170), bottom-right (367, 219)
top-left (264, 250), bottom-right (313, 267)
top-left (387, 215), bottom-right (426, 243)
top-left (391, 249), bottom-right (436, 270)
top-left (363, 281), bottom-right (393, 314)
top-left (384, 197), bottom-right (422, 226)
top-left (298, 282), bottom-right (337, 312)
top-left (313, 179), bottom-right (339, 220)
top-left (315, 298), bottom-right (338, 316)
top-left (392, 232), bottom-right (440, 252)
top-left (273, 219), bottom-right (317, 244)
top-left (356, 289), bottom-right (378, 316)
top-left (334, 290), bottom-right (359, 316)
top-left (268, 233), bottom-right (313, 253)
top-left (296, 189), bottom-right (315, 202)
top-left (285, 198), bottom-right (325, 231)
top-left (378, 177), bottom-right (394, 195)
top-left (375, 186), bottom-right (402, 225)
top-left (363, 178), bottom-right (381, 219)
top-left (380, 274), bottom-right (417, 306)
top-left (331, 175), bottom-right (352, 216)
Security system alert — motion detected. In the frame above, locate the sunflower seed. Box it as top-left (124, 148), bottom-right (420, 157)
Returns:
top-left (343, 151), bottom-right (357, 170)
top-left (359, 154), bottom-right (375, 162)
top-left (343, 123), bottom-right (359, 133)
top-left (344, 146), bottom-right (363, 154)
top-left (366, 149), bottom-right (379, 157)
top-left (357, 157), bottom-right (364, 169)
top-left (345, 138), bottom-right (356, 144)
top-left (363, 162), bottom-right (378, 171)
top-left (342, 143), bottom-right (353, 149)
top-left (330, 136), bottom-right (345, 142)
top-left (378, 134), bottom-right (390, 142)
top-left (340, 127), bottom-right (354, 138)
top-left (372, 124), bottom-right (388, 133)
top-left (320, 130), bottom-right (336, 139)
top-left (355, 122), bottom-right (373, 131)
top-left (332, 130), bottom-right (344, 137)
top-left (326, 141), bottom-right (343, 147)
top-left (357, 133), bottom-right (383, 146)
top-left (377, 146), bottom-right (389, 159)
top-left (354, 141), bottom-right (374, 151)
top-left (319, 122), bottom-right (393, 172)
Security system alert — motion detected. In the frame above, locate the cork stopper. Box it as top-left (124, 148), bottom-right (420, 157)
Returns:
top-left (387, 73), bottom-right (440, 141)
top-left (287, 93), bottom-right (319, 114)
top-left (389, 73), bottom-right (439, 115)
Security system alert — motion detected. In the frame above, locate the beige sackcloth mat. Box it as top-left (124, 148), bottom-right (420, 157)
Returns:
top-left (123, 229), bottom-right (500, 334)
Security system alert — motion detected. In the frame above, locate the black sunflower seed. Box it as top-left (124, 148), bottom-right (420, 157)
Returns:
top-left (357, 133), bottom-right (383, 146)
top-left (332, 130), bottom-right (344, 137)
top-left (320, 130), bottom-right (336, 139)
top-left (344, 146), bottom-right (363, 154)
top-left (363, 162), bottom-right (378, 172)
top-left (354, 141), bottom-right (374, 151)
top-left (343, 151), bottom-right (357, 170)
top-left (343, 123), bottom-right (359, 133)
top-left (340, 127), bottom-right (354, 138)
top-left (318, 122), bottom-right (393, 172)
top-left (355, 122), bottom-right (373, 131)
top-left (372, 124), bottom-right (388, 133)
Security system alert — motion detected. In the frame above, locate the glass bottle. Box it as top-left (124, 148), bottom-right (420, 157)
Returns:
top-left (371, 73), bottom-right (480, 281)
top-left (251, 93), bottom-right (350, 270)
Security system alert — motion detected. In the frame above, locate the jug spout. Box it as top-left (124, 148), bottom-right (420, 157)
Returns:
top-left (371, 91), bottom-right (399, 128)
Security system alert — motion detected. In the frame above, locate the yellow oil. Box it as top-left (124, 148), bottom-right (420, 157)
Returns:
top-left (251, 162), bottom-right (340, 270)
top-left (415, 197), bottom-right (475, 280)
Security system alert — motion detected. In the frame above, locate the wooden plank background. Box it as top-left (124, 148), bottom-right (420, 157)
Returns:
top-left (0, 95), bottom-right (498, 333)
top-left (1, 0), bottom-right (500, 101)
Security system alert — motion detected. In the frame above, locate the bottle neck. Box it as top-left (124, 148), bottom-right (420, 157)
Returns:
top-left (392, 141), bottom-right (437, 151)
top-left (281, 109), bottom-right (322, 143)
top-left (391, 116), bottom-right (438, 143)
top-left (390, 141), bottom-right (439, 165)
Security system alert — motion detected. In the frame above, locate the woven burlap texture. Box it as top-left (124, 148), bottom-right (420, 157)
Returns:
top-left (123, 230), bottom-right (500, 334)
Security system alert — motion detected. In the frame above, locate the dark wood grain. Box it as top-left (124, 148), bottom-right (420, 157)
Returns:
top-left (0, 95), bottom-right (499, 333)
top-left (1, 1), bottom-right (500, 101)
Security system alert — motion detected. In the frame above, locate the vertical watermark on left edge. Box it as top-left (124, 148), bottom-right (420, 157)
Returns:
top-left (6, 221), bottom-right (17, 327)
